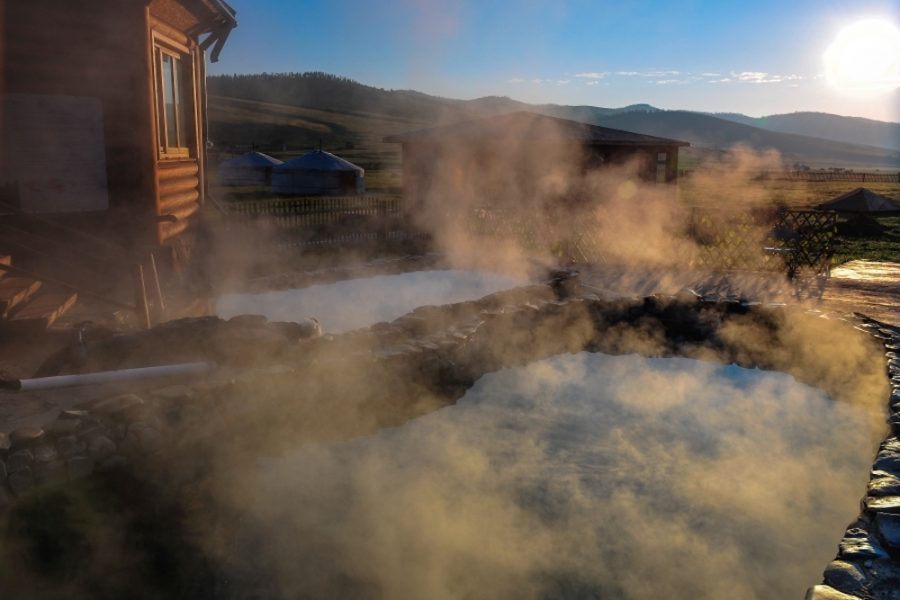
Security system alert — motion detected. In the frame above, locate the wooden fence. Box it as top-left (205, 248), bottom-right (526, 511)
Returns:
top-left (679, 170), bottom-right (900, 183)
top-left (224, 194), bottom-right (427, 250)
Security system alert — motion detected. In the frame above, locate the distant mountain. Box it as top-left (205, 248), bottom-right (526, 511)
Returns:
top-left (557, 109), bottom-right (900, 168)
top-left (714, 111), bottom-right (900, 152)
top-left (207, 72), bottom-right (900, 169)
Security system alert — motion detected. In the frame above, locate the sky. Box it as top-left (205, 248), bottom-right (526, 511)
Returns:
top-left (208, 0), bottom-right (900, 122)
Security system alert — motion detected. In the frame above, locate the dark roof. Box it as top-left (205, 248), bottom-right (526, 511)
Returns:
top-left (219, 151), bottom-right (282, 168)
top-left (816, 187), bottom-right (900, 214)
top-left (384, 111), bottom-right (689, 147)
top-left (196, 0), bottom-right (238, 63)
top-left (275, 150), bottom-right (364, 173)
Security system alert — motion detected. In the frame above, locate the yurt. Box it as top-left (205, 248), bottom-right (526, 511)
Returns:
top-left (217, 151), bottom-right (283, 186)
top-left (271, 150), bottom-right (365, 195)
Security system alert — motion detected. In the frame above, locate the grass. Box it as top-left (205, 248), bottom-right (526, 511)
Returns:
top-left (831, 215), bottom-right (900, 265)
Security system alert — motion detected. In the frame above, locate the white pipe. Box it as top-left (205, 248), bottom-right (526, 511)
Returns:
top-left (5, 362), bottom-right (214, 392)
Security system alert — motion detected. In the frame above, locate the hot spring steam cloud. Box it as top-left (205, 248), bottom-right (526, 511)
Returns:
top-left (225, 353), bottom-right (881, 599)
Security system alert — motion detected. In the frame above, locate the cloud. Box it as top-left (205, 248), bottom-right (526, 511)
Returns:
top-left (655, 79), bottom-right (688, 85)
top-left (508, 77), bottom-right (525, 84)
top-left (556, 79), bottom-right (571, 85)
top-left (612, 70), bottom-right (681, 78)
top-left (574, 72), bottom-right (607, 80)
top-left (585, 80), bottom-right (600, 86)
top-left (729, 71), bottom-right (804, 84)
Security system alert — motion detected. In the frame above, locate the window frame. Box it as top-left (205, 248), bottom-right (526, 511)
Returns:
top-left (152, 33), bottom-right (194, 160)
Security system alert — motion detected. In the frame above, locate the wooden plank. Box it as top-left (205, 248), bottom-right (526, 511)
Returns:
top-left (0, 277), bottom-right (42, 317)
top-left (7, 290), bottom-right (78, 330)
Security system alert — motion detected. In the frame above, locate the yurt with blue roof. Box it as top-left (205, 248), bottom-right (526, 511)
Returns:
top-left (271, 150), bottom-right (365, 195)
top-left (217, 151), bottom-right (283, 186)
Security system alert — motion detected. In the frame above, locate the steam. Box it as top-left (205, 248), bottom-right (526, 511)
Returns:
top-left (217, 269), bottom-right (524, 333)
top-left (224, 352), bottom-right (881, 599)
top-left (398, 114), bottom-right (802, 303)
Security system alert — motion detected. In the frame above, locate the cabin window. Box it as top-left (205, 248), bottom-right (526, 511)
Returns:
top-left (154, 43), bottom-right (193, 158)
top-left (656, 152), bottom-right (668, 183)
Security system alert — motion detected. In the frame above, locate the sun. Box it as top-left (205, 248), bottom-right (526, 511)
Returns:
top-left (824, 18), bottom-right (900, 93)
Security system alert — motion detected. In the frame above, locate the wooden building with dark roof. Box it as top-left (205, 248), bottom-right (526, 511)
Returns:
top-left (385, 111), bottom-right (689, 211)
top-left (0, 0), bottom-right (236, 328)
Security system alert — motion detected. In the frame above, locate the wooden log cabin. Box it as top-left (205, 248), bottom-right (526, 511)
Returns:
top-left (385, 111), bottom-right (689, 215)
top-left (0, 0), bottom-right (236, 328)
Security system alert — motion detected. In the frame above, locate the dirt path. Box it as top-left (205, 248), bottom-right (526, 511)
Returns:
top-left (823, 260), bottom-right (899, 325)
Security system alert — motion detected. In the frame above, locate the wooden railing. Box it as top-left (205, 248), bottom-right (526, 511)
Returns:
top-left (224, 195), bottom-right (427, 249)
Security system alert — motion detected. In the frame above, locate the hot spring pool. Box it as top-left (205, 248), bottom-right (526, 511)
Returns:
top-left (216, 269), bottom-right (524, 333)
top-left (233, 352), bottom-right (879, 599)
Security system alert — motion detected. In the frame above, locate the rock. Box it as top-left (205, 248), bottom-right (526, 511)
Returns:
top-left (150, 385), bottom-right (193, 404)
top-left (0, 486), bottom-right (11, 509)
top-left (824, 560), bottom-right (867, 592)
top-left (66, 456), bottom-right (93, 480)
top-left (227, 314), bottom-right (268, 327)
top-left (34, 459), bottom-right (67, 485)
top-left (874, 438), bottom-right (900, 474)
top-left (33, 443), bottom-right (58, 463)
top-left (869, 471), bottom-right (900, 497)
top-left (61, 409), bottom-right (89, 419)
top-left (91, 393), bottom-right (144, 417)
top-left (0, 459), bottom-right (6, 483)
top-left (122, 426), bottom-right (161, 454)
top-left (867, 559), bottom-right (900, 598)
top-left (840, 528), bottom-right (889, 560)
top-left (866, 495), bottom-right (900, 514)
top-left (45, 416), bottom-right (81, 435)
top-left (56, 435), bottom-right (82, 458)
top-left (87, 436), bottom-right (116, 461)
top-left (805, 584), bottom-right (862, 600)
top-left (0, 432), bottom-right (10, 452)
top-left (6, 449), bottom-right (33, 473)
top-left (874, 512), bottom-right (900, 551)
top-left (8, 468), bottom-right (34, 495)
top-left (9, 427), bottom-right (44, 446)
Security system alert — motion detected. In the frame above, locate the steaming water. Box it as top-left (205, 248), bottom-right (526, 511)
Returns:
top-left (238, 353), bottom-right (877, 599)
top-left (216, 269), bottom-right (523, 333)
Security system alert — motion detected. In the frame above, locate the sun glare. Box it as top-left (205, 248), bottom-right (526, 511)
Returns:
top-left (824, 18), bottom-right (900, 93)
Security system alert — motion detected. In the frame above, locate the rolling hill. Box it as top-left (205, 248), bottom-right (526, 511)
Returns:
top-left (207, 72), bottom-right (900, 170)
top-left (714, 111), bottom-right (900, 152)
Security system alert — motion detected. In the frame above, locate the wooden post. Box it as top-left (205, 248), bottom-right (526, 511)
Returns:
top-left (149, 251), bottom-right (166, 319)
top-left (134, 262), bottom-right (152, 329)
